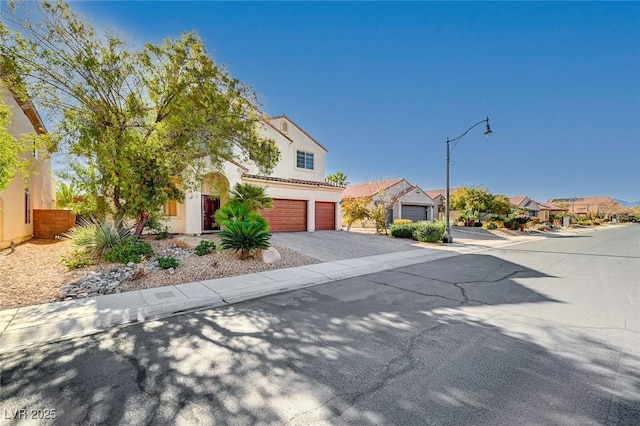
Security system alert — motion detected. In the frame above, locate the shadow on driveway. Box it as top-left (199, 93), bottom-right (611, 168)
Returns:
top-left (271, 231), bottom-right (425, 262)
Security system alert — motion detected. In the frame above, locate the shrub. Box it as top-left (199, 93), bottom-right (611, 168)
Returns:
top-left (195, 240), bottom-right (216, 256)
top-left (485, 221), bottom-right (498, 230)
top-left (214, 201), bottom-right (268, 229)
top-left (389, 223), bottom-right (416, 239)
top-left (157, 256), bottom-right (179, 269)
top-left (60, 248), bottom-right (94, 270)
top-left (219, 219), bottom-right (271, 259)
top-left (413, 221), bottom-right (445, 243)
top-left (155, 229), bottom-right (170, 240)
top-left (393, 219), bottom-right (412, 225)
top-left (104, 237), bottom-right (154, 264)
top-left (63, 215), bottom-right (131, 259)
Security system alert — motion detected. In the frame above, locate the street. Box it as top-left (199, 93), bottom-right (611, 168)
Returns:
top-left (1, 225), bottom-right (639, 425)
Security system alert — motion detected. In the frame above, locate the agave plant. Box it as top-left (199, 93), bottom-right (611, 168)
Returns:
top-left (219, 220), bottom-right (271, 260)
top-left (63, 215), bottom-right (131, 259)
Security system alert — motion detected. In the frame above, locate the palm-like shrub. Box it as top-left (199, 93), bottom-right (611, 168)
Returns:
top-left (214, 201), bottom-right (268, 230)
top-left (219, 220), bottom-right (271, 259)
top-left (229, 183), bottom-right (273, 211)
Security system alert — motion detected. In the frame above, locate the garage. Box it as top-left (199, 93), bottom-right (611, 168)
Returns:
top-left (315, 201), bottom-right (335, 231)
top-left (401, 205), bottom-right (428, 222)
top-left (260, 199), bottom-right (307, 232)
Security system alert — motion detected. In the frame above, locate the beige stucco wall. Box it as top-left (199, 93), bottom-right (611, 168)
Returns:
top-left (0, 89), bottom-right (53, 249)
top-left (393, 188), bottom-right (435, 221)
top-left (265, 117), bottom-right (327, 181)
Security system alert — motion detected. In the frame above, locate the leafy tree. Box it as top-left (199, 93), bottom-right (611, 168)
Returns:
top-left (326, 171), bottom-right (348, 186)
top-left (451, 185), bottom-right (510, 225)
top-left (0, 0), bottom-right (280, 235)
top-left (341, 197), bottom-right (370, 231)
top-left (0, 96), bottom-right (48, 192)
top-left (229, 183), bottom-right (273, 211)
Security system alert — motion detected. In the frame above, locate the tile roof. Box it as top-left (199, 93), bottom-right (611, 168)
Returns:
top-left (343, 178), bottom-right (405, 199)
top-left (243, 174), bottom-right (345, 189)
top-left (508, 196), bottom-right (528, 207)
top-left (538, 202), bottom-right (566, 211)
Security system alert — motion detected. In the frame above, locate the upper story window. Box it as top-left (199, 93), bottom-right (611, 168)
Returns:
top-left (281, 121), bottom-right (288, 134)
top-left (296, 150), bottom-right (314, 170)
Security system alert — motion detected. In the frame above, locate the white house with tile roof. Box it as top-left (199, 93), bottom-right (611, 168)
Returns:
top-left (163, 114), bottom-right (344, 234)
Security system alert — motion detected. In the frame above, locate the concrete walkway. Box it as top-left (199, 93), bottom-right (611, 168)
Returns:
top-left (1, 227), bottom-right (586, 353)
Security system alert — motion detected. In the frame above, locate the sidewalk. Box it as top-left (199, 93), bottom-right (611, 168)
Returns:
top-left (0, 230), bottom-right (559, 353)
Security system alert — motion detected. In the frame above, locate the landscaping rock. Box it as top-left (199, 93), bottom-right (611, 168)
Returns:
top-left (261, 247), bottom-right (282, 264)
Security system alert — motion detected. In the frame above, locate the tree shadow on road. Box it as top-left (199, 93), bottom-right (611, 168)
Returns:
top-left (1, 254), bottom-right (638, 425)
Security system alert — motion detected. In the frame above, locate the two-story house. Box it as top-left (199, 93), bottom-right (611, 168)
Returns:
top-left (163, 114), bottom-right (344, 234)
top-left (0, 88), bottom-right (54, 249)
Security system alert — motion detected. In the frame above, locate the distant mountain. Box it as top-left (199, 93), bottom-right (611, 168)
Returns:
top-left (615, 199), bottom-right (640, 207)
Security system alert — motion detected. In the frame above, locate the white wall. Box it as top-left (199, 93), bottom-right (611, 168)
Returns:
top-left (0, 89), bottom-right (53, 248)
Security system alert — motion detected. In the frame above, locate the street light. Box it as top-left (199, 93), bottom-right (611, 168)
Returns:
top-left (443, 117), bottom-right (492, 243)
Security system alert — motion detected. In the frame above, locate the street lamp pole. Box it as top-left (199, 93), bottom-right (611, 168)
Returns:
top-left (443, 117), bottom-right (493, 243)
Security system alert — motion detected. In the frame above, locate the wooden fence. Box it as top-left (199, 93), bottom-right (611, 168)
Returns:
top-left (33, 209), bottom-right (76, 239)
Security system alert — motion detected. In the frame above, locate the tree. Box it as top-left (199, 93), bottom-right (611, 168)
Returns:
top-left (326, 171), bottom-right (348, 186)
top-left (341, 197), bottom-right (370, 231)
top-left (229, 183), bottom-right (273, 211)
top-left (450, 185), bottom-right (509, 226)
top-left (0, 0), bottom-right (279, 235)
top-left (0, 96), bottom-right (48, 192)
top-left (55, 181), bottom-right (76, 209)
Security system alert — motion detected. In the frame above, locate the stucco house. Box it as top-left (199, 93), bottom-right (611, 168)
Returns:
top-left (537, 202), bottom-right (567, 222)
top-left (343, 178), bottom-right (436, 222)
top-left (509, 195), bottom-right (540, 218)
top-left (163, 114), bottom-right (344, 234)
top-left (0, 88), bottom-right (54, 249)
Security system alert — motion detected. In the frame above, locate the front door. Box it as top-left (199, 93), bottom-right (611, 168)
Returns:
top-left (202, 195), bottom-right (220, 231)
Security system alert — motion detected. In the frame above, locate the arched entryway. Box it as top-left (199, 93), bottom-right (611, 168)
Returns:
top-left (201, 173), bottom-right (229, 232)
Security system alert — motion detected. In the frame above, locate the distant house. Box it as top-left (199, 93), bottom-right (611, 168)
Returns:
top-left (509, 196), bottom-right (540, 218)
top-left (425, 189), bottom-right (446, 220)
top-left (547, 196), bottom-right (622, 219)
top-left (163, 114), bottom-right (344, 233)
top-left (537, 202), bottom-right (567, 222)
top-left (343, 178), bottom-right (436, 222)
top-left (0, 88), bottom-right (54, 249)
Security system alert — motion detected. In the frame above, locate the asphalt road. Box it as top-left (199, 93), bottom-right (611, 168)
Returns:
top-left (1, 225), bottom-right (638, 425)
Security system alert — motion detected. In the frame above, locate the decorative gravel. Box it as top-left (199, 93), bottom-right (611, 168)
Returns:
top-left (0, 236), bottom-right (319, 310)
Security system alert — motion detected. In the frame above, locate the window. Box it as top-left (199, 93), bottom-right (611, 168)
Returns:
top-left (296, 150), bottom-right (314, 170)
top-left (165, 199), bottom-right (178, 217)
top-left (25, 190), bottom-right (31, 224)
top-left (281, 121), bottom-right (288, 133)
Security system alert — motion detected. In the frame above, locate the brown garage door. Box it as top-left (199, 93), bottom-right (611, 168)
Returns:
top-left (315, 202), bottom-right (335, 231)
top-left (260, 199), bottom-right (307, 232)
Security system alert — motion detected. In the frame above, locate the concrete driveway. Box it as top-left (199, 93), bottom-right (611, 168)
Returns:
top-left (270, 230), bottom-right (422, 262)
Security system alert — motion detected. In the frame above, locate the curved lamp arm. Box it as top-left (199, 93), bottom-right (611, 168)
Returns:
top-left (447, 117), bottom-right (492, 145)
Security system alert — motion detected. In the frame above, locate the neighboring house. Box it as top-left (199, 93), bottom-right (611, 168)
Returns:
top-left (0, 88), bottom-right (54, 249)
top-left (547, 196), bottom-right (622, 219)
top-left (537, 202), bottom-right (567, 222)
top-left (509, 195), bottom-right (540, 218)
top-left (425, 189), bottom-right (446, 220)
top-left (164, 114), bottom-right (344, 234)
top-left (343, 178), bottom-right (436, 222)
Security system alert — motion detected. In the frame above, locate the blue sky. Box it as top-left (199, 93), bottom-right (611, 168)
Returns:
top-left (69, 1), bottom-right (639, 202)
